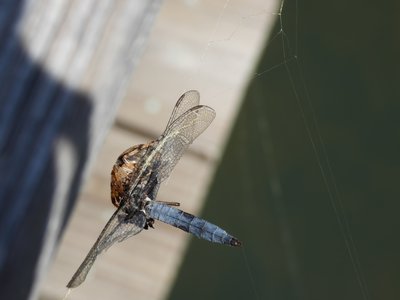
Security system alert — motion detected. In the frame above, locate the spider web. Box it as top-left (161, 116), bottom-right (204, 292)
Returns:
top-left (169, 1), bottom-right (372, 300)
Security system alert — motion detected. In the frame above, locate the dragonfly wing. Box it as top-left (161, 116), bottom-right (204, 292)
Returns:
top-left (67, 207), bottom-right (146, 288)
top-left (127, 92), bottom-right (210, 195)
top-left (165, 90), bottom-right (200, 129)
top-left (157, 105), bottom-right (215, 182)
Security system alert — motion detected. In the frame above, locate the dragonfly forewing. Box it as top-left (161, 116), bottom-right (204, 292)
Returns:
top-left (156, 105), bottom-right (216, 182)
top-left (165, 90), bottom-right (200, 129)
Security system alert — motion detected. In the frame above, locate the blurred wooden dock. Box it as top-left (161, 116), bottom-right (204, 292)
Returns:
top-left (39, 0), bottom-right (277, 299)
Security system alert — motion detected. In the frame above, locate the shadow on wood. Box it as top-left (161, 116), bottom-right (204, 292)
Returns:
top-left (0, 2), bottom-right (92, 300)
top-left (0, 0), bottom-right (162, 299)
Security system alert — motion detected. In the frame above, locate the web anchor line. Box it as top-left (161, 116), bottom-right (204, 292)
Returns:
top-left (276, 1), bottom-right (371, 299)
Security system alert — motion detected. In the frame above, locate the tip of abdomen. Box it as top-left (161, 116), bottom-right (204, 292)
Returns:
top-left (230, 237), bottom-right (242, 247)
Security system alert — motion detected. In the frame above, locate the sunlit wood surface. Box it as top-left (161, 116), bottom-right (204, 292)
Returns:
top-left (39, 0), bottom-right (278, 299)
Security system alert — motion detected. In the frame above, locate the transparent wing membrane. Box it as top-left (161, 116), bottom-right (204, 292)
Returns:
top-left (165, 90), bottom-right (200, 130)
top-left (67, 208), bottom-right (146, 288)
top-left (157, 105), bottom-right (215, 182)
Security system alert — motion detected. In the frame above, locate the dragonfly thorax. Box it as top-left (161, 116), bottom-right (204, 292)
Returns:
top-left (111, 142), bottom-right (154, 208)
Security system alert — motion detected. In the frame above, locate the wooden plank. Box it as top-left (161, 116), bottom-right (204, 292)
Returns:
top-left (0, 1), bottom-right (162, 300)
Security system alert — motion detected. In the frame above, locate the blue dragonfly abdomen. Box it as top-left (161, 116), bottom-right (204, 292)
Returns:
top-left (147, 202), bottom-right (241, 247)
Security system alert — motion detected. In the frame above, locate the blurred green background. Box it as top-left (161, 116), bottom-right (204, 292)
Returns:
top-left (169, 0), bottom-right (400, 299)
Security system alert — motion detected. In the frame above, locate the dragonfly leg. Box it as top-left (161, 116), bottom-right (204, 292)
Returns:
top-left (143, 218), bottom-right (155, 230)
top-left (155, 200), bottom-right (180, 207)
top-left (145, 197), bottom-right (180, 207)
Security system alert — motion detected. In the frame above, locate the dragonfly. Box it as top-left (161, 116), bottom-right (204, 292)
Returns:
top-left (67, 90), bottom-right (241, 288)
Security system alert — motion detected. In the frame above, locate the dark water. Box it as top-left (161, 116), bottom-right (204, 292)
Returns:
top-left (169, 0), bottom-right (400, 299)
